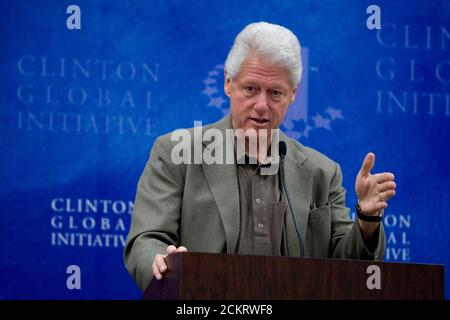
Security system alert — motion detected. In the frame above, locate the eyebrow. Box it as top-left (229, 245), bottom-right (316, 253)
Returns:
top-left (240, 80), bottom-right (289, 91)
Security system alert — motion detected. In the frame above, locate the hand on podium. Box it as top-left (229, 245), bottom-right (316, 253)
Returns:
top-left (152, 245), bottom-right (188, 280)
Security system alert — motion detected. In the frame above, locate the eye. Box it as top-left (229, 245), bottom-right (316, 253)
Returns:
top-left (243, 86), bottom-right (257, 94)
top-left (272, 90), bottom-right (282, 96)
top-left (270, 90), bottom-right (284, 100)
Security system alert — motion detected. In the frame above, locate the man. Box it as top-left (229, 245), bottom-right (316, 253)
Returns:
top-left (124, 22), bottom-right (396, 291)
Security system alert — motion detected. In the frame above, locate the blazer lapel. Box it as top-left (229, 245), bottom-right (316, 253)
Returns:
top-left (281, 133), bottom-right (313, 257)
top-left (201, 115), bottom-right (240, 253)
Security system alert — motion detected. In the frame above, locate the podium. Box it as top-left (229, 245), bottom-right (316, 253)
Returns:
top-left (143, 252), bottom-right (444, 300)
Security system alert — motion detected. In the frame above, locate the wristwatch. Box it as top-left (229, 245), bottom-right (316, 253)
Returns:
top-left (356, 203), bottom-right (383, 222)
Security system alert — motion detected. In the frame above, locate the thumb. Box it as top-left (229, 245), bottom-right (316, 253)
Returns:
top-left (359, 152), bottom-right (375, 178)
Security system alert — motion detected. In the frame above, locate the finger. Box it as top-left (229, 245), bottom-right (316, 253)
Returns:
top-left (177, 246), bottom-right (188, 252)
top-left (166, 245), bottom-right (178, 255)
top-left (380, 190), bottom-right (396, 202)
top-left (152, 260), bottom-right (163, 280)
top-left (378, 181), bottom-right (396, 192)
top-left (375, 202), bottom-right (388, 211)
top-left (155, 254), bottom-right (168, 274)
top-left (359, 153), bottom-right (375, 178)
top-left (373, 172), bottom-right (395, 183)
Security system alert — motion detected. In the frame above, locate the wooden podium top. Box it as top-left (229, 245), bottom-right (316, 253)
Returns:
top-left (143, 252), bottom-right (444, 300)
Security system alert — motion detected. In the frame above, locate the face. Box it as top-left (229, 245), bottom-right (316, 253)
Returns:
top-left (225, 55), bottom-right (297, 134)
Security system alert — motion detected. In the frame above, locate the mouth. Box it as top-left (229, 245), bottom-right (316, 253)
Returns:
top-left (249, 117), bottom-right (269, 127)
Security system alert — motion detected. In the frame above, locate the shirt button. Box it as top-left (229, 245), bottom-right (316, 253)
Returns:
top-left (256, 198), bottom-right (261, 204)
top-left (258, 223), bottom-right (264, 229)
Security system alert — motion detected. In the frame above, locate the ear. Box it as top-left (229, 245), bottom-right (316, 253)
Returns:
top-left (289, 86), bottom-right (298, 104)
top-left (224, 71), bottom-right (231, 97)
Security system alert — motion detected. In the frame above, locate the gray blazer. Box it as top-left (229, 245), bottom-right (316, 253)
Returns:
top-left (124, 115), bottom-right (386, 291)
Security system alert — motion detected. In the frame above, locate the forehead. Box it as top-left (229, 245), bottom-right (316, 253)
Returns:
top-left (234, 55), bottom-right (292, 88)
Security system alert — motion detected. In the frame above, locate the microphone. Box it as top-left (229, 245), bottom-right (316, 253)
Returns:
top-left (279, 141), bottom-right (305, 257)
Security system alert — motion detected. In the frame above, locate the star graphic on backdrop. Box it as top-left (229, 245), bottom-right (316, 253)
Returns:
top-left (303, 125), bottom-right (312, 138)
top-left (208, 96), bottom-right (226, 108)
top-left (208, 70), bottom-right (220, 76)
top-left (312, 114), bottom-right (331, 130)
top-left (325, 107), bottom-right (344, 120)
top-left (203, 77), bottom-right (216, 85)
top-left (202, 86), bottom-right (218, 96)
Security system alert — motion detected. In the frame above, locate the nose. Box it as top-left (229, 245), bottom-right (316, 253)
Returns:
top-left (254, 91), bottom-right (269, 115)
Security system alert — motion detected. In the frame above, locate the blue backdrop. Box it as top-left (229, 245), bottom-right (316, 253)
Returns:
top-left (1, 0), bottom-right (449, 299)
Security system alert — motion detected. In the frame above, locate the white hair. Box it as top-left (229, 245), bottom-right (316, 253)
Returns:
top-left (225, 22), bottom-right (302, 87)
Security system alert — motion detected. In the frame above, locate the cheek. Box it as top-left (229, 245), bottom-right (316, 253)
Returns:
top-left (272, 103), bottom-right (289, 123)
top-left (232, 96), bottom-right (252, 113)
top-left (230, 97), bottom-right (247, 125)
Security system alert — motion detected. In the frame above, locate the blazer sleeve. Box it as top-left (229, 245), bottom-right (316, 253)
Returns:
top-left (328, 163), bottom-right (386, 260)
top-left (123, 135), bottom-right (186, 291)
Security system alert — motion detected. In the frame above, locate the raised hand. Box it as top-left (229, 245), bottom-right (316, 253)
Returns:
top-left (355, 153), bottom-right (396, 216)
